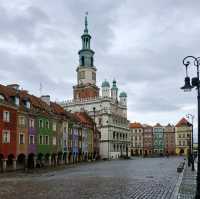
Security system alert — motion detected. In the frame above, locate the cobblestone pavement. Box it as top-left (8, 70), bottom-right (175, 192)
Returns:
top-left (0, 157), bottom-right (183, 199)
top-left (178, 160), bottom-right (197, 199)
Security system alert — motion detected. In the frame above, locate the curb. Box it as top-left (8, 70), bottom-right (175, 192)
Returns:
top-left (171, 161), bottom-right (186, 199)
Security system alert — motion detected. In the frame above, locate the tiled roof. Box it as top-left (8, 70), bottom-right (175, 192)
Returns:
top-left (175, 117), bottom-right (191, 127)
top-left (142, 124), bottom-right (153, 128)
top-left (129, 122), bottom-right (143, 128)
top-left (153, 123), bottom-right (163, 127)
top-left (74, 112), bottom-right (94, 128)
top-left (0, 83), bottom-right (75, 120)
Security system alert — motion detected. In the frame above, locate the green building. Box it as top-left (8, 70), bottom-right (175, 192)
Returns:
top-left (153, 123), bottom-right (164, 155)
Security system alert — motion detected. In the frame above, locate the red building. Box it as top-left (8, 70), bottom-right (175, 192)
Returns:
top-left (143, 124), bottom-right (153, 156)
top-left (0, 84), bottom-right (18, 171)
top-left (164, 124), bottom-right (176, 155)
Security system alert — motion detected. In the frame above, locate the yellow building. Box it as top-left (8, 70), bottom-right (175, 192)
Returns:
top-left (175, 117), bottom-right (192, 156)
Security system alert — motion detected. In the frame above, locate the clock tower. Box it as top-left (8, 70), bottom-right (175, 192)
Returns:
top-left (73, 13), bottom-right (99, 100)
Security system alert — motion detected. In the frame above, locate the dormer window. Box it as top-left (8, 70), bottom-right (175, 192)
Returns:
top-left (23, 99), bottom-right (30, 109)
top-left (0, 94), bottom-right (5, 100)
top-left (15, 97), bottom-right (19, 106)
top-left (26, 101), bottom-right (30, 109)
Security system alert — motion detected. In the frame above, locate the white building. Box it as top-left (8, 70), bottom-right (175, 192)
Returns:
top-left (61, 14), bottom-right (130, 159)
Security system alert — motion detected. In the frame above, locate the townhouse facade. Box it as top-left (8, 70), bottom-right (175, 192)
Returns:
top-left (175, 118), bottom-right (192, 156)
top-left (129, 122), bottom-right (144, 156)
top-left (0, 83), bottom-right (100, 172)
top-left (129, 118), bottom-right (191, 157)
top-left (164, 124), bottom-right (176, 155)
top-left (143, 124), bottom-right (153, 156)
top-left (153, 123), bottom-right (164, 155)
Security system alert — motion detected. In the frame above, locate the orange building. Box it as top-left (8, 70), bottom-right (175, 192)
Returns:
top-left (129, 122), bottom-right (144, 156)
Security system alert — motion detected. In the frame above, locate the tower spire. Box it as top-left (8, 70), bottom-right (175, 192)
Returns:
top-left (84, 12), bottom-right (88, 33)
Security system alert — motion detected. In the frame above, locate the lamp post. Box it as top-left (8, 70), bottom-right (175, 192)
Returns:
top-left (180, 56), bottom-right (200, 198)
top-left (186, 113), bottom-right (195, 171)
top-left (93, 107), bottom-right (96, 160)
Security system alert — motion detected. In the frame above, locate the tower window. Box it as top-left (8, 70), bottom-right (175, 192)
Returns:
top-left (92, 72), bottom-right (96, 81)
top-left (81, 56), bottom-right (85, 66)
top-left (79, 71), bottom-right (85, 79)
top-left (91, 57), bottom-right (93, 66)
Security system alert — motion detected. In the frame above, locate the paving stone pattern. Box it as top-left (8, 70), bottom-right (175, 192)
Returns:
top-left (178, 160), bottom-right (197, 199)
top-left (0, 157), bottom-right (184, 199)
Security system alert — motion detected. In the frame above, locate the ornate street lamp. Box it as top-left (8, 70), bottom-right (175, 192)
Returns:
top-left (181, 56), bottom-right (200, 198)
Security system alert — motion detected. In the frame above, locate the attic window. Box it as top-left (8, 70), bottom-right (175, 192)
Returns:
top-left (0, 94), bottom-right (5, 100)
top-left (26, 101), bottom-right (30, 109)
top-left (15, 97), bottom-right (19, 106)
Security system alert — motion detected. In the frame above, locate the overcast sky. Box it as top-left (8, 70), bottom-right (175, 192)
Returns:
top-left (0, 0), bottom-right (199, 140)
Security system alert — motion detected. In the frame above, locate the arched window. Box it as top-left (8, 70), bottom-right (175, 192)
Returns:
top-left (81, 56), bottom-right (85, 66)
top-left (91, 57), bottom-right (93, 66)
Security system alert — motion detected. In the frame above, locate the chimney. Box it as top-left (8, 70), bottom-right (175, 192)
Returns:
top-left (41, 95), bottom-right (50, 105)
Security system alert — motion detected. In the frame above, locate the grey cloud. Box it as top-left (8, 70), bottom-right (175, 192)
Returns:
top-left (0, 0), bottom-right (199, 128)
top-left (0, 4), bottom-right (50, 43)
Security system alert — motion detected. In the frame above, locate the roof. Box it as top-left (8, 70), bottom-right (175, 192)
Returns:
top-left (101, 80), bottom-right (110, 87)
top-left (0, 83), bottom-right (75, 121)
top-left (129, 122), bottom-right (143, 128)
top-left (142, 124), bottom-right (153, 128)
top-left (74, 112), bottom-right (95, 128)
top-left (175, 117), bottom-right (191, 127)
top-left (154, 123), bottom-right (163, 127)
top-left (119, 91), bottom-right (127, 97)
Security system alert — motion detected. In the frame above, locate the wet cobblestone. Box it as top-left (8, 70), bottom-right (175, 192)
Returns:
top-left (0, 157), bottom-right (183, 199)
top-left (178, 160), bottom-right (197, 199)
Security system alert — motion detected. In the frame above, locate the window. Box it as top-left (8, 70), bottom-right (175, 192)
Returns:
top-left (92, 72), bottom-right (96, 81)
top-left (29, 119), bottom-right (34, 128)
top-left (15, 97), bottom-right (19, 106)
top-left (39, 135), bottom-right (43, 144)
top-left (3, 111), bottom-right (10, 122)
top-left (45, 135), bottom-right (49, 145)
top-left (19, 133), bottom-right (25, 144)
top-left (0, 94), bottom-right (5, 100)
top-left (91, 57), bottom-right (93, 66)
top-left (26, 101), bottom-right (31, 109)
top-left (29, 135), bottom-right (34, 144)
top-left (46, 120), bottom-right (49, 129)
top-left (179, 141), bottom-right (181, 146)
top-left (39, 120), bottom-right (43, 128)
top-left (53, 137), bottom-right (56, 145)
top-left (2, 130), bottom-right (10, 143)
top-left (64, 127), bottom-right (67, 134)
top-left (64, 139), bottom-right (67, 147)
top-left (79, 71), bottom-right (85, 79)
top-left (19, 116), bottom-right (25, 126)
top-left (53, 122), bottom-right (56, 131)
top-left (81, 56), bottom-right (85, 65)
